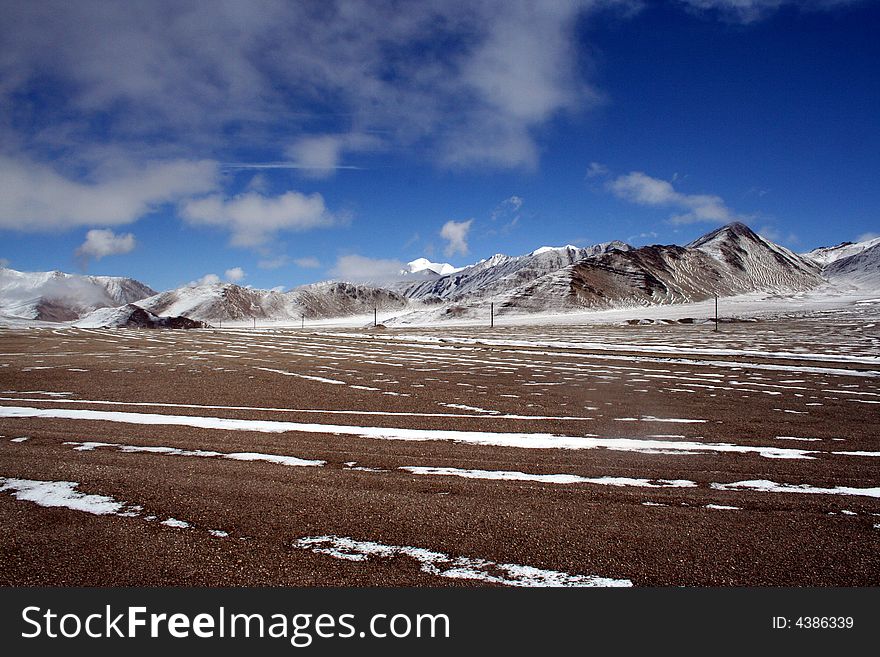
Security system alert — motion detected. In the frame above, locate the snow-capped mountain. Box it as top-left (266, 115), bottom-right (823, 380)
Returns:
top-left (390, 224), bottom-right (824, 321)
top-left (399, 241), bottom-right (631, 302)
top-left (823, 242), bottom-right (880, 288)
top-left (0, 267), bottom-right (155, 321)
top-left (136, 283), bottom-right (298, 322)
top-left (133, 280), bottom-right (410, 323)
top-left (2, 222), bottom-right (875, 327)
top-left (290, 281), bottom-right (410, 318)
top-left (801, 235), bottom-right (880, 267)
top-left (567, 223), bottom-right (821, 309)
top-left (403, 258), bottom-right (463, 276)
top-left (686, 222), bottom-right (821, 290)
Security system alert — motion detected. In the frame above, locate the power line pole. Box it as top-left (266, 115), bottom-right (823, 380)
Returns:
top-left (714, 294), bottom-right (719, 332)
top-left (490, 302), bottom-right (494, 328)
top-left (301, 314), bottom-right (304, 329)
top-left (374, 307), bottom-right (377, 327)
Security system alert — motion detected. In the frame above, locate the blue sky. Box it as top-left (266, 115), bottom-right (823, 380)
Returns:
top-left (0, 0), bottom-right (877, 292)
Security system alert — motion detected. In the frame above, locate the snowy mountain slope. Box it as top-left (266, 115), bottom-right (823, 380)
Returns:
top-left (136, 283), bottom-right (299, 322)
top-left (687, 222), bottom-right (821, 290)
top-left (75, 304), bottom-right (207, 329)
top-left (823, 243), bottom-right (880, 288)
top-left (394, 224), bottom-right (825, 319)
top-left (0, 267), bottom-right (155, 321)
top-left (4, 223), bottom-right (874, 327)
top-left (399, 241), bottom-right (631, 302)
top-left (135, 280), bottom-right (411, 322)
top-left (565, 223), bottom-right (821, 309)
top-left (289, 281), bottom-right (411, 318)
top-left (802, 236), bottom-right (880, 267)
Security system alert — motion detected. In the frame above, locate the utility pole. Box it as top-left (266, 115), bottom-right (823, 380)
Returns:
top-left (374, 307), bottom-right (377, 327)
top-left (301, 314), bottom-right (304, 329)
top-left (490, 302), bottom-right (494, 328)
top-left (714, 294), bottom-right (719, 332)
top-left (253, 316), bottom-right (256, 330)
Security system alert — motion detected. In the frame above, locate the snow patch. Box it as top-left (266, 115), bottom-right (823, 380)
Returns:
top-left (295, 535), bottom-right (631, 587)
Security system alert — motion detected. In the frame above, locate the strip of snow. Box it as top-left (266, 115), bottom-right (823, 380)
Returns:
top-left (64, 440), bottom-right (325, 467)
top-left (0, 477), bottom-right (127, 515)
top-left (10, 436), bottom-right (29, 443)
top-left (295, 536), bottom-right (631, 587)
top-left (0, 396), bottom-right (597, 422)
top-left (710, 480), bottom-right (880, 498)
top-left (400, 466), bottom-right (696, 488)
top-left (0, 405), bottom-right (816, 459)
top-left (613, 416), bottom-right (706, 423)
top-left (326, 333), bottom-right (880, 366)
top-left (254, 367), bottom-right (345, 385)
top-left (705, 504), bottom-right (741, 510)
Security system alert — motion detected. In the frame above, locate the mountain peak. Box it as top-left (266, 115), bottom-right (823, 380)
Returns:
top-left (687, 222), bottom-right (759, 249)
top-left (530, 245), bottom-right (579, 256)
top-left (405, 258), bottom-right (462, 276)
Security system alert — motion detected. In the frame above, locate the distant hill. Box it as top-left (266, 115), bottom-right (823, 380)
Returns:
top-left (0, 267), bottom-right (155, 321)
top-left (2, 222), bottom-right (876, 326)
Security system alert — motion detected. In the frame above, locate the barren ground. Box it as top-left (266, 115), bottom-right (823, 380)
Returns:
top-left (1, 308), bottom-right (878, 586)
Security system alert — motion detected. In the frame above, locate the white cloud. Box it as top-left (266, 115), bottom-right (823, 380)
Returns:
top-left (0, 258), bottom-right (9, 268)
top-left (180, 191), bottom-right (340, 248)
top-left (330, 255), bottom-right (405, 283)
top-left (677, 0), bottom-right (860, 22)
top-left (608, 171), bottom-right (743, 225)
top-left (0, 156), bottom-right (218, 231)
top-left (224, 267), bottom-right (245, 282)
top-left (586, 162), bottom-right (609, 178)
top-left (857, 232), bottom-right (879, 242)
top-left (0, 2), bottom-right (617, 173)
top-left (757, 225), bottom-right (798, 245)
top-left (190, 273), bottom-right (220, 287)
top-left (294, 257), bottom-right (321, 269)
top-left (75, 229), bottom-right (136, 263)
top-left (285, 133), bottom-right (378, 179)
top-left (440, 219), bottom-right (474, 257)
top-left (491, 196), bottom-right (523, 221)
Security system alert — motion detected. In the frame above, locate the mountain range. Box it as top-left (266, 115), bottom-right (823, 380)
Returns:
top-left (1, 222), bottom-right (877, 327)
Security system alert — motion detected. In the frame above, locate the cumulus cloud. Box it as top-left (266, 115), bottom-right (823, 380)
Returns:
top-left (224, 267), bottom-right (245, 282)
top-left (608, 171), bottom-right (744, 225)
top-left (440, 219), bottom-right (474, 257)
top-left (75, 229), bottom-right (136, 264)
top-left (190, 273), bottom-right (220, 287)
top-left (0, 156), bottom-right (218, 231)
top-left (180, 191), bottom-right (340, 247)
top-left (330, 255), bottom-right (406, 283)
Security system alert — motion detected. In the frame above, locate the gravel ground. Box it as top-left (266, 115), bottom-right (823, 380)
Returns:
top-left (0, 314), bottom-right (878, 586)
